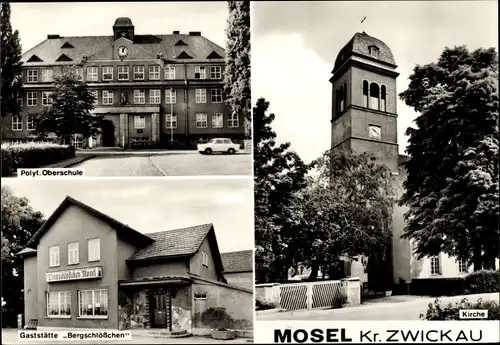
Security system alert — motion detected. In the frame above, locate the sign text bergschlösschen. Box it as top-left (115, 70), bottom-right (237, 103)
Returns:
top-left (46, 266), bottom-right (103, 282)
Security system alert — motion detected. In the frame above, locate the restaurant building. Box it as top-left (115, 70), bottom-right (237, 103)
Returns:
top-left (2, 17), bottom-right (245, 149)
top-left (16, 196), bottom-right (253, 334)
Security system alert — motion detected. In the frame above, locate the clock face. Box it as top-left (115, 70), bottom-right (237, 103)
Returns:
top-left (369, 125), bottom-right (381, 139)
top-left (117, 46), bottom-right (129, 58)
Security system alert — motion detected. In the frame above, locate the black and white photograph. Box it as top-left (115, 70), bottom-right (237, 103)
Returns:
top-left (253, 1), bottom-right (499, 321)
top-left (1, 178), bottom-right (254, 343)
top-left (1, 2), bottom-right (251, 177)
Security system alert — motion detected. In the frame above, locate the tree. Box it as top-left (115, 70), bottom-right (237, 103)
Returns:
top-left (34, 69), bottom-right (102, 144)
top-left (399, 46), bottom-right (499, 270)
top-left (1, 2), bottom-right (23, 117)
top-left (1, 185), bottom-right (45, 315)
top-left (293, 150), bottom-right (395, 284)
top-left (224, 0), bottom-right (251, 138)
top-left (253, 98), bottom-right (309, 283)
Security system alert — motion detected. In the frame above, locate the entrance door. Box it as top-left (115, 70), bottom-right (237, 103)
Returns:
top-left (101, 120), bottom-right (115, 147)
top-left (151, 288), bottom-right (171, 330)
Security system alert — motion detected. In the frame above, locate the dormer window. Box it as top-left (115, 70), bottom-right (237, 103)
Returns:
top-left (369, 46), bottom-right (379, 58)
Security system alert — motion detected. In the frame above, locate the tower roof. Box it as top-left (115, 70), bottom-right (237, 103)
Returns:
top-left (333, 32), bottom-right (396, 72)
top-left (113, 17), bottom-right (134, 27)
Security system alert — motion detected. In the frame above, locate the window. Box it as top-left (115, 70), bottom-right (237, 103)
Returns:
top-left (210, 66), bottom-right (222, 79)
top-left (41, 69), bottom-right (53, 82)
top-left (212, 113), bottom-right (223, 128)
top-left (87, 67), bottom-right (98, 82)
top-left (430, 256), bottom-right (441, 275)
top-left (368, 124), bottom-right (381, 140)
top-left (133, 90), bottom-right (145, 104)
top-left (12, 116), bottom-right (22, 131)
top-left (102, 66), bottom-right (113, 81)
top-left (118, 66), bottom-right (129, 81)
top-left (102, 91), bottom-right (114, 105)
top-left (27, 70), bottom-right (38, 83)
top-left (78, 289), bottom-right (108, 318)
top-left (369, 46), bottom-right (379, 58)
top-left (369, 82), bottom-right (380, 110)
top-left (27, 92), bottom-right (37, 106)
top-left (195, 89), bottom-right (206, 103)
top-left (194, 66), bottom-right (206, 79)
top-left (337, 82), bottom-right (347, 113)
top-left (196, 113), bottom-right (207, 128)
top-left (202, 251), bottom-right (208, 267)
top-left (68, 242), bottom-right (79, 265)
top-left (165, 89), bottom-right (176, 104)
top-left (46, 291), bottom-right (71, 317)
top-left (42, 92), bottom-right (53, 106)
top-left (49, 245), bottom-right (60, 267)
top-left (149, 89), bottom-right (161, 104)
top-left (194, 293), bottom-right (207, 300)
top-left (90, 90), bottom-right (98, 105)
top-left (74, 67), bottom-right (83, 81)
top-left (458, 259), bottom-right (468, 273)
top-left (363, 80), bottom-right (369, 108)
top-left (228, 113), bottom-right (239, 128)
top-left (88, 238), bottom-right (100, 262)
top-left (149, 65), bottom-right (160, 80)
top-left (72, 137), bottom-right (83, 149)
top-left (381, 85), bottom-right (387, 112)
top-left (165, 114), bottom-right (177, 129)
top-left (211, 89), bottom-right (222, 103)
top-left (134, 115), bottom-right (146, 129)
top-left (164, 66), bottom-right (175, 80)
top-left (26, 116), bottom-right (34, 131)
top-left (133, 66), bottom-right (145, 80)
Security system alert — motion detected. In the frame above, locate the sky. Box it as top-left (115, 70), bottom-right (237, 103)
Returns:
top-left (252, 1), bottom-right (499, 163)
top-left (10, 2), bottom-right (228, 53)
top-left (2, 178), bottom-right (254, 253)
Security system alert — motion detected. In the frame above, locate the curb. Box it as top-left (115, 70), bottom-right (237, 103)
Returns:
top-left (43, 155), bottom-right (96, 169)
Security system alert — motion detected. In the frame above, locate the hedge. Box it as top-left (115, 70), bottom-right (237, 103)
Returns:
top-left (420, 298), bottom-right (500, 320)
top-left (465, 270), bottom-right (500, 294)
top-left (1, 142), bottom-right (75, 176)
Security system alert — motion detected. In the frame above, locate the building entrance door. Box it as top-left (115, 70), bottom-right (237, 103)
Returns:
top-left (101, 120), bottom-right (115, 147)
top-left (150, 288), bottom-right (171, 330)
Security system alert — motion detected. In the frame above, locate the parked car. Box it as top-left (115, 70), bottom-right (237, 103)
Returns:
top-left (197, 138), bottom-right (240, 154)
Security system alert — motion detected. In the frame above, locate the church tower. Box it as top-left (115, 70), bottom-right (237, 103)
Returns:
top-left (330, 32), bottom-right (400, 173)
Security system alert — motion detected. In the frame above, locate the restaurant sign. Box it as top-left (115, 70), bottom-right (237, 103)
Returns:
top-left (46, 266), bottom-right (103, 283)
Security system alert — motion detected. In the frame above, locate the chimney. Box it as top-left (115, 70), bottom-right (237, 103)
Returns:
top-left (173, 30), bottom-right (180, 34)
top-left (47, 34), bottom-right (61, 39)
top-left (188, 31), bottom-right (201, 36)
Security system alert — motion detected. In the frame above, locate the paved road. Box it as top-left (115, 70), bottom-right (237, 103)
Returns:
top-left (72, 153), bottom-right (252, 176)
top-left (257, 293), bottom-right (499, 321)
top-left (1, 329), bottom-right (251, 344)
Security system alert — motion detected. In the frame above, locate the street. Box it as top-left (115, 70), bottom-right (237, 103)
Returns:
top-left (256, 293), bottom-right (499, 321)
top-left (1, 329), bottom-right (252, 344)
top-left (72, 152), bottom-right (252, 176)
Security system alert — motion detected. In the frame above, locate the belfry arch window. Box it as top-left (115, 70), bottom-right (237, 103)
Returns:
top-left (380, 85), bottom-right (387, 112)
top-left (336, 82), bottom-right (348, 113)
top-left (369, 83), bottom-right (380, 110)
top-left (363, 80), bottom-right (369, 108)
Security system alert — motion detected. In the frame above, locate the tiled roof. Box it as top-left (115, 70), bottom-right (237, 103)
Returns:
top-left (333, 32), bottom-right (396, 72)
top-left (128, 223), bottom-right (214, 261)
top-left (22, 33), bottom-right (225, 65)
top-left (221, 250), bottom-right (253, 273)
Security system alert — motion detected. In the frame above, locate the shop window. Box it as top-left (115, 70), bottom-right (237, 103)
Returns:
top-left (78, 289), bottom-right (108, 318)
top-left (47, 291), bottom-right (71, 317)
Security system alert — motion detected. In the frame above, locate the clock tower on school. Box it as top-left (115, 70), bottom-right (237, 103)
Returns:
top-left (329, 31), bottom-right (400, 173)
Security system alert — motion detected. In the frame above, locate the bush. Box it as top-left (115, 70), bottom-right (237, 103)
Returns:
top-left (409, 278), bottom-right (466, 296)
top-left (420, 298), bottom-right (500, 320)
top-left (465, 270), bottom-right (500, 294)
top-left (1, 141), bottom-right (75, 176)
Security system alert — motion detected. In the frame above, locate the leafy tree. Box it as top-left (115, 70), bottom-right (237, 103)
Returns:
top-left (224, 0), bottom-right (251, 138)
top-left (35, 69), bottom-right (102, 144)
top-left (293, 150), bottom-right (395, 284)
top-left (399, 46), bottom-right (499, 270)
top-left (253, 98), bottom-right (309, 283)
top-left (1, 2), bottom-right (23, 117)
top-left (1, 185), bottom-right (45, 315)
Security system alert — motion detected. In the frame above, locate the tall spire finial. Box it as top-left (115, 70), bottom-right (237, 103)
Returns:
top-left (361, 16), bottom-right (367, 33)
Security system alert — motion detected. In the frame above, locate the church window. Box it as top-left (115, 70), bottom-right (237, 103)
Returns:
top-left (381, 85), bottom-right (387, 112)
top-left (369, 82), bottom-right (380, 110)
top-left (336, 82), bottom-right (348, 113)
top-left (363, 80), bottom-right (369, 108)
top-left (430, 256), bottom-right (441, 275)
top-left (369, 46), bottom-right (379, 58)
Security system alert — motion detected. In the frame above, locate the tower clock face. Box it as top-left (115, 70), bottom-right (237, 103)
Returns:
top-left (117, 46), bottom-right (129, 58)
